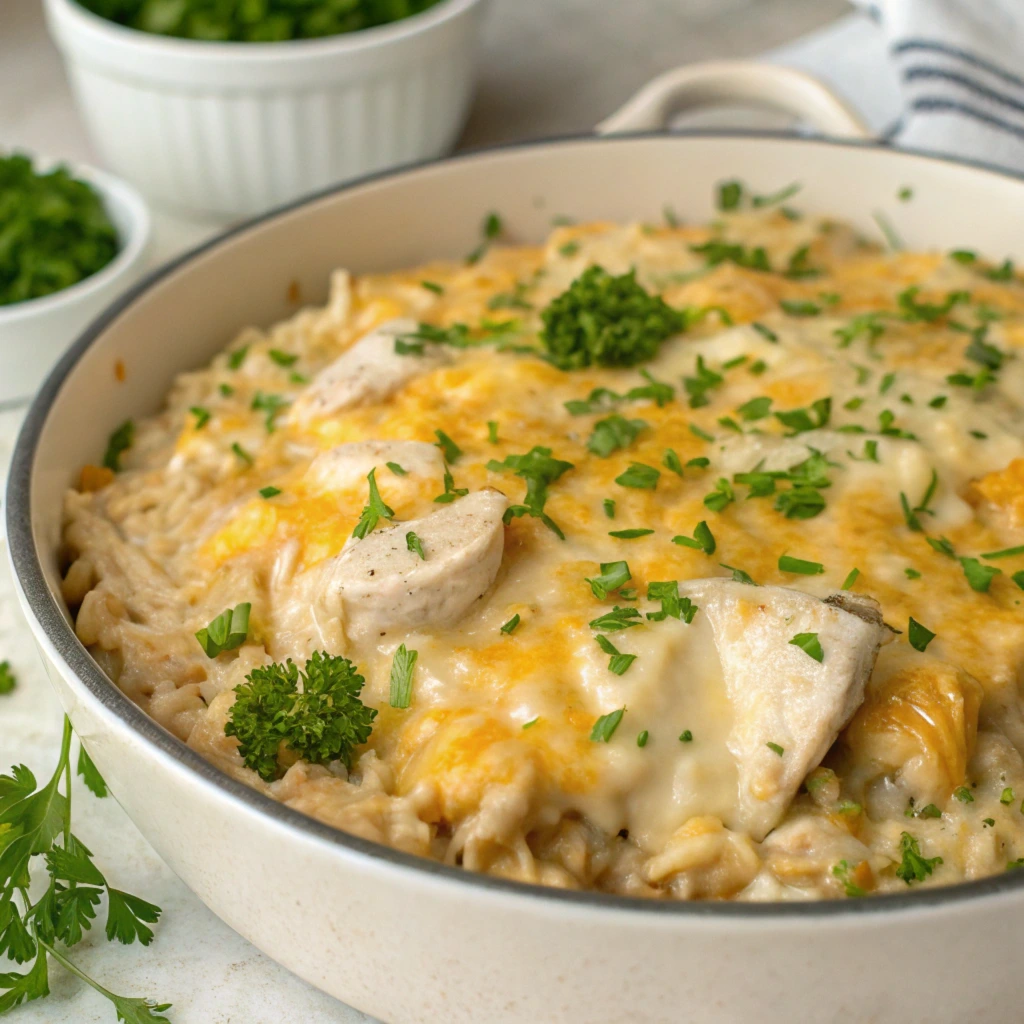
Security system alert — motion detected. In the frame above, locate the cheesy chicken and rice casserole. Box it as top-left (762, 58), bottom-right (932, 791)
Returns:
top-left (62, 186), bottom-right (1024, 902)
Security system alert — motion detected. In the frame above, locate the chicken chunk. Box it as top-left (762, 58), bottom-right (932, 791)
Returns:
top-left (324, 488), bottom-right (508, 640)
top-left (680, 578), bottom-right (890, 840)
top-left (290, 318), bottom-right (449, 424)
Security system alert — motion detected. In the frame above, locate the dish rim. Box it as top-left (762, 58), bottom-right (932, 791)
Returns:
top-left (9, 127), bottom-right (1024, 921)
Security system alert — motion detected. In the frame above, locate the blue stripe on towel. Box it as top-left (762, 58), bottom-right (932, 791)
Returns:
top-left (903, 67), bottom-right (1024, 118)
top-left (909, 97), bottom-right (1024, 141)
top-left (894, 39), bottom-right (1024, 91)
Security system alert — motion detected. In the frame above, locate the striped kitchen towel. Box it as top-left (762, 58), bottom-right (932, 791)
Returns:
top-left (855, 0), bottom-right (1024, 173)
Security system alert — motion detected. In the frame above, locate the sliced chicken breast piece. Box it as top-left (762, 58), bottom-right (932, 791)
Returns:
top-left (324, 488), bottom-right (508, 640)
top-left (679, 578), bottom-right (890, 840)
top-left (290, 318), bottom-right (449, 424)
top-left (304, 441), bottom-right (444, 493)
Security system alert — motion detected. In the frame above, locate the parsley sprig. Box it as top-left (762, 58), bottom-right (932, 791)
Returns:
top-left (225, 652), bottom-right (376, 780)
top-left (0, 718), bottom-right (169, 1019)
top-left (487, 446), bottom-right (574, 538)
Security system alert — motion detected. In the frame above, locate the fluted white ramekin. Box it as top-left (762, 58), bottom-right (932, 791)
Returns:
top-left (0, 156), bottom-right (150, 405)
top-left (43, 0), bottom-right (488, 218)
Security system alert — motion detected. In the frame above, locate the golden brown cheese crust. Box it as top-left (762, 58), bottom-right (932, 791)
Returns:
top-left (62, 207), bottom-right (1024, 900)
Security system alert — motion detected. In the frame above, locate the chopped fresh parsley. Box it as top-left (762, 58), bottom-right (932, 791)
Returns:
top-left (982, 544), bottom-right (1024, 560)
top-left (737, 396), bottom-right (773, 421)
top-left (959, 556), bottom-right (1001, 593)
top-left (778, 554), bottom-right (824, 575)
top-left (500, 614), bottom-right (521, 635)
top-left (434, 465), bottom-right (469, 505)
top-left (775, 397), bottom-right (831, 435)
top-left (841, 568), bottom-right (861, 589)
top-left (954, 786), bottom-right (974, 803)
top-left (227, 346), bottom-right (248, 369)
top-left (637, 730), bottom-right (649, 748)
top-left (895, 832), bottom-right (942, 884)
top-left (603, 498), bottom-right (616, 518)
top-left (258, 485), bottom-right (281, 499)
top-left (609, 528), bottom-right (654, 539)
top-left (190, 405), bottom-right (211, 429)
top-left (718, 180), bottom-right (742, 210)
top-left (679, 729), bottom-right (693, 743)
top-left (385, 461), bottom-right (407, 477)
top-left (898, 286), bottom-right (969, 323)
top-left (586, 560), bottom-right (632, 600)
top-left (195, 603), bottom-right (250, 658)
top-left (231, 442), bottom-right (253, 466)
top-left (683, 355), bottom-right (724, 408)
top-left (780, 298), bottom-right (821, 317)
top-left (268, 348), bottom-right (297, 367)
top-left (720, 563), bottom-right (757, 585)
top-left (928, 536), bottom-right (956, 558)
top-left (251, 391), bottom-right (288, 432)
top-left (588, 414), bottom-right (648, 457)
top-left (540, 266), bottom-right (684, 369)
top-left (908, 617), bottom-right (936, 652)
top-left (102, 420), bottom-right (134, 472)
top-left (352, 468), bottom-right (395, 539)
top-left (590, 708), bottom-right (625, 742)
top-left (646, 581), bottom-right (697, 623)
top-left (789, 632), bottom-right (824, 662)
top-left (833, 860), bottom-right (866, 898)
top-left (421, 280), bottom-right (444, 294)
top-left (595, 634), bottom-right (636, 675)
top-left (226, 651), bottom-right (376, 779)
top-left (1001, 787), bottom-right (1015, 805)
top-left (662, 448), bottom-right (684, 477)
top-left (406, 531), bottom-right (426, 560)
top-left (466, 211), bottom-right (502, 264)
top-left (703, 477), bottom-right (735, 512)
top-left (388, 644), bottom-right (418, 709)
top-left (0, 659), bottom-right (16, 695)
top-left (766, 742), bottom-right (784, 756)
top-left (752, 322), bottom-right (779, 343)
top-left (672, 520), bottom-right (716, 555)
top-left (589, 607), bottom-right (643, 632)
top-left (488, 446), bottom-right (573, 538)
top-left (487, 421), bottom-right (499, 444)
top-left (434, 429), bottom-right (462, 463)
top-left (615, 462), bottom-right (660, 490)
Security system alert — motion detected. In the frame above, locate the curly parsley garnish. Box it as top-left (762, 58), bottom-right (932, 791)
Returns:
top-left (225, 651), bottom-right (376, 780)
top-left (540, 266), bottom-right (684, 369)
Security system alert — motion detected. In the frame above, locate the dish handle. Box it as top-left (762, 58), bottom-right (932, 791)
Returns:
top-left (596, 60), bottom-right (871, 139)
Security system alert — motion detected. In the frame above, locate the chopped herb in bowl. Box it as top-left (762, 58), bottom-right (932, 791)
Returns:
top-left (0, 153), bottom-right (120, 307)
top-left (75, 0), bottom-right (446, 41)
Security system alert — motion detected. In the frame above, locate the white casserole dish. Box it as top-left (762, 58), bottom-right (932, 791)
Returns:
top-left (7, 65), bottom-right (1024, 1023)
top-left (0, 156), bottom-right (149, 406)
top-left (43, 0), bottom-right (488, 218)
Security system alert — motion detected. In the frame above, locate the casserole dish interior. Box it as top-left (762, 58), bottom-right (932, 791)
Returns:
top-left (9, 133), bottom-right (1024, 1024)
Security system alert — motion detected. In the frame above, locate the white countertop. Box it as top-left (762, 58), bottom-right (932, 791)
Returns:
top-left (0, 3), bottom-right (898, 1021)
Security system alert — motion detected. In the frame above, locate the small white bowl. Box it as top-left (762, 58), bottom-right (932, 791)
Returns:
top-left (43, 0), bottom-right (489, 219)
top-left (0, 158), bottom-right (150, 406)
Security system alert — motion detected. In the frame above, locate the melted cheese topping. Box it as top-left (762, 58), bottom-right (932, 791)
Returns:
top-left (62, 206), bottom-right (1024, 901)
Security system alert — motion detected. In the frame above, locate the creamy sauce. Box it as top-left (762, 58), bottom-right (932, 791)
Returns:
top-left (62, 205), bottom-right (1024, 900)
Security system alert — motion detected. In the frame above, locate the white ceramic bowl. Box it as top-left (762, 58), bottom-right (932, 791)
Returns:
top-left (0, 157), bottom-right (150, 406)
top-left (43, 0), bottom-right (489, 219)
top-left (7, 65), bottom-right (1024, 1023)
